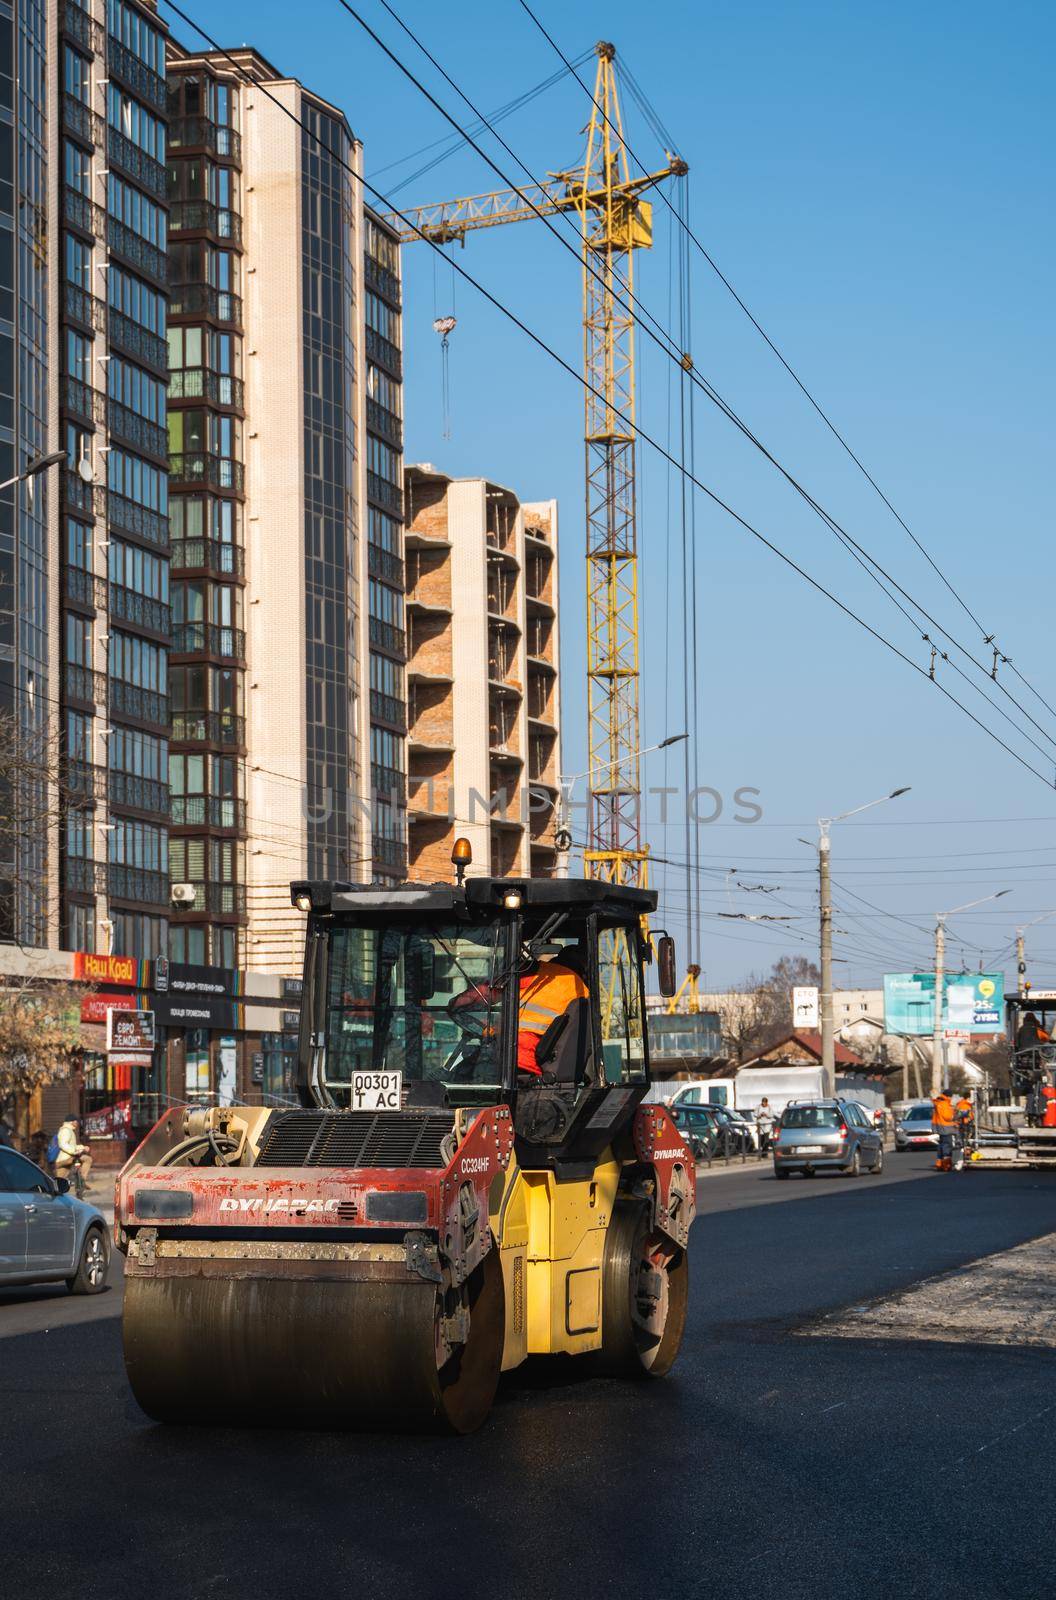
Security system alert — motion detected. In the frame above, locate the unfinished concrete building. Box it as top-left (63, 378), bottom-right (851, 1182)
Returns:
top-left (404, 466), bottom-right (560, 882)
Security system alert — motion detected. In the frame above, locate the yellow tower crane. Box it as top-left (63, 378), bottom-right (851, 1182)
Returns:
top-left (384, 43), bottom-right (685, 916)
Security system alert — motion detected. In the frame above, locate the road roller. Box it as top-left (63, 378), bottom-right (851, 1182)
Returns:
top-left (116, 867), bottom-right (696, 1432)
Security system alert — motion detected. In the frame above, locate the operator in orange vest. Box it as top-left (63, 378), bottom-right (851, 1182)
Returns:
top-left (516, 945), bottom-right (590, 1078)
top-left (932, 1088), bottom-right (958, 1170)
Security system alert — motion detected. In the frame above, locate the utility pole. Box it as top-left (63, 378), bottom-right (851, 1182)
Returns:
top-left (931, 916), bottom-right (946, 1097)
top-left (819, 824), bottom-right (834, 1098)
top-left (812, 787), bottom-right (911, 1101)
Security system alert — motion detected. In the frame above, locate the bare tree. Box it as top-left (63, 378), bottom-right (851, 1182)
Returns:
top-left (719, 955), bottom-right (822, 1062)
top-left (1, 705), bottom-right (90, 947)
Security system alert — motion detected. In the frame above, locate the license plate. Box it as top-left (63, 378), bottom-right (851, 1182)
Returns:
top-left (350, 1069), bottom-right (402, 1111)
top-left (793, 1145), bottom-right (824, 1155)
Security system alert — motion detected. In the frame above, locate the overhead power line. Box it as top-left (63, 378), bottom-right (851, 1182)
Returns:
top-left (515, 0), bottom-right (1056, 730)
top-left (346, 0), bottom-right (1056, 767)
top-left (159, 0), bottom-right (1055, 795)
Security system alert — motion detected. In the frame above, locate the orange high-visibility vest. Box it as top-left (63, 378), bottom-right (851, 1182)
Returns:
top-left (517, 963), bottom-right (588, 1075)
top-left (932, 1095), bottom-right (956, 1127)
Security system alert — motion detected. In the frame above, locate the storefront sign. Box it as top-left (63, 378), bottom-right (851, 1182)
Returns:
top-left (163, 962), bottom-right (245, 999)
top-left (83, 1099), bottom-right (132, 1139)
top-left (73, 952), bottom-right (143, 987)
top-left (152, 992), bottom-right (243, 1030)
top-left (81, 992), bottom-right (138, 1024)
top-left (251, 1052), bottom-right (265, 1084)
top-left (107, 1009), bottom-right (156, 1052)
top-left (154, 955), bottom-right (170, 992)
top-left (282, 977), bottom-right (304, 1001)
top-left (282, 1010), bottom-right (301, 1031)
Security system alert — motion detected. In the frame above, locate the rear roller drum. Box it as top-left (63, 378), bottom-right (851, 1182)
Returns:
top-left (595, 1199), bottom-right (688, 1378)
top-left (123, 1249), bottom-right (505, 1434)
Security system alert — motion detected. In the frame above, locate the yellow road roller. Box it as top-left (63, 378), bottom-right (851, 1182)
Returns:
top-left (116, 870), bottom-right (696, 1432)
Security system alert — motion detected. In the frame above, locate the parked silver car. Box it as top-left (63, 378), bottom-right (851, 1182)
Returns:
top-left (772, 1098), bottom-right (885, 1178)
top-left (895, 1102), bottom-right (939, 1151)
top-left (0, 1145), bottom-right (110, 1293)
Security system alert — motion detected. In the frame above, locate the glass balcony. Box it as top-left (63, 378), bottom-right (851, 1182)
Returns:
top-left (64, 662), bottom-right (106, 706)
top-left (171, 621), bottom-right (246, 662)
top-left (368, 616), bottom-right (406, 658)
top-left (168, 116), bottom-right (242, 164)
top-left (107, 399), bottom-right (167, 461)
top-left (109, 582), bottom-right (171, 637)
top-left (168, 368), bottom-right (245, 409)
top-left (63, 280), bottom-right (107, 333)
top-left (170, 710), bottom-right (246, 749)
top-left (62, 93), bottom-right (104, 147)
top-left (108, 680), bottom-right (168, 727)
top-left (107, 127), bottom-right (166, 199)
top-left (170, 537), bottom-right (245, 578)
top-left (367, 542), bottom-right (404, 586)
top-left (106, 37), bottom-right (166, 113)
top-left (369, 688), bottom-right (406, 731)
top-left (367, 470), bottom-right (403, 517)
top-left (107, 218), bottom-right (167, 283)
top-left (167, 283), bottom-right (243, 325)
top-left (63, 184), bottom-right (105, 238)
top-left (63, 566), bottom-right (108, 610)
top-left (365, 325), bottom-right (402, 379)
top-left (169, 200), bottom-right (243, 246)
top-left (108, 308), bottom-right (168, 373)
top-left (62, 0), bottom-right (103, 54)
top-left (108, 771), bottom-right (170, 818)
top-left (169, 452), bottom-right (245, 492)
top-left (108, 491), bottom-right (169, 550)
top-left (169, 795), bottom-right (247, 831)
top-left (107, 863), bottom-right (169, 905)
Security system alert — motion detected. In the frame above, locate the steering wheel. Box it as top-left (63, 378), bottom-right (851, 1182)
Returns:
top-left (446, 989), bottom-right (493, 1041)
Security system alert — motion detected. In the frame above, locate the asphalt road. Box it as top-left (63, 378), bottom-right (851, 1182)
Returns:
top-left (4, 1151), bottom-right (1056, 1600)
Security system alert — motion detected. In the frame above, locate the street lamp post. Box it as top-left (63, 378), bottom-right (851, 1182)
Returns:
top-left (555, 732), bottom-right (688, 878)
top-left (931, 891), bottom-right (1009, 1094)
top-left (0, 449), bottom-right (65, 495)
top-left (817, 787), bottom-right (911, 1097)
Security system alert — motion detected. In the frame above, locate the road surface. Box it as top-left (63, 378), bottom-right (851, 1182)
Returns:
top-left (4, 1151), bottom-right (1055, 1600)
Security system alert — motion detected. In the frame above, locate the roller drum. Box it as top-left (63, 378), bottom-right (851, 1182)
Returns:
top-left (123, 1252), bottom-right (504, 1434)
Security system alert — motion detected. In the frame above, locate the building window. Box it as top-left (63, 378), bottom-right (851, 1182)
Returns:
top-left (107, 83), bottom-right (165, 163)
top-left (64, 327), bottom-right (92, 382)
top-left (106, 0), bottom-right (165, 79)
top-left (107, 445), bottom-right (167, 511)
top-left (108, 817), bottom-right (167, 872)
top-left (111, 911), bottom-right (167, 959)
top-left (108, 172), bottom-right (167, 248)
top-left (367, 435), bottom-right (400, 486)
top-left (108, 355), bottom-right (166, 425)
top-left (169, 926), bottom-right (207, 965)
top-left (66, 518), bottom-right (92, 570)
top-left (65, 901), bottom-right (95, 954)
top-left (369, 578), bottom-right (403, 628)
top-left (65, 612), bottom-right (92, 667)
top-left (65, 233), bottom-right (91, 289)
top-left (64, 46), bottom-right (91, 105)
top-left (109, 630), bottom-right (166, 692)
top-left (365, 291), bottom-right (398, 344)
top-left (110, 726), bottom-right (167, 780)
top-left (109, 264), bottom-right (166, 335)
top-left (108, 539), bottom-right (169, 601)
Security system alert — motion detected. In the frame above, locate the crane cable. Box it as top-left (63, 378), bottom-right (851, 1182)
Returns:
top-left (345, 0), bottom-right (1056, 768)
top-left (516, 0), bottom-right (1056, 727)
top-left (157, 0), bottom-right (1056, 797)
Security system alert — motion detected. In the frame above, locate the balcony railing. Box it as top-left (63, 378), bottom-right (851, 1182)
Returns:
top-left (108, 399), bottom-right (167, 461)
top-left (64, 759), bottom-right (106, 804)
top-left (371, 763), bottom-right (406, 802)
top-left (63, 565), bottom-right (107, 610)
top-left (366, 324), bottom-right (402, 378)
top-left (63, 184), bottom-right (105, 238)
top-left (368, 616), bottom-right (406, 658)
top-left (109, 582), bottom-right (171, 637)
top-left (107, 218), bottom-right (167, 283)
top-left (176, 881), bottom-right (248, 917)
top-left (171, 710), bottom-right (246, 748)
top-left (108, 771), bottom-right (170, 818)
top-left (169, 200), bottom-right (242, 245)
top-left (167, 282), bottom-right (242, 325)
top-left (106, 37), bottom-right (166, 113)
top-left (367, 543), bottom-right (404, 586)
top-left (169, 453), bottom-right (245, 492)
top-left (61, 468), bottom-right (106, 520)
top-left (365, 252), bottom-right (401, 307)
top-left (108, 491), bottom-right (169, 550)
top-left (367, 471), bottom-right (403, 517)
top-left (62, 0), bottom-right (103, 54)
top-left (107, 862), bottom-right (169, 906)
top-left (109, 680), bottom-right (168, 727)
top-left (171, 621), bottom-right (246, 662)
top-left (65, 856), bottom-right (104, 895)
top-left (170, 537), bottom-right (245, 579)
top-left (63, 280), bottom-right (107, 332)
top-left (366, 398), bottom-right (403, 450)
top-left (107, 127), bottom-right (166, 199)
top-left (168, 368), bottom-right (244, 409)
top-left (62, 93), bottom-right (104, 147)
top-left (108, 308), bottom-right (168, 373)
top-left (61, 374), bottom-right (106, 427)
top-left (372, 835), bottom-right (407, 872)
top-left (370, 689), bottom-right (406, 731)
top-left (170, 795), bottom-right (247, 831)
top-left (64, 662), bottom-right (106, 706)
top-left (168, 116), bottom-right (242, 164)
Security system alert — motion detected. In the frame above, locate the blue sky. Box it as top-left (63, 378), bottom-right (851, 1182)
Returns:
top-left (167, 0), bottom-right (1056, 991)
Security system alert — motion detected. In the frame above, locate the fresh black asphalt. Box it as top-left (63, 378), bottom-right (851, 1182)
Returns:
top-left (4, 1151), bottom-right (1055, 1600)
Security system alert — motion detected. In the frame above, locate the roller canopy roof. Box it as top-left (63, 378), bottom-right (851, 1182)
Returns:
top-left (291, 876), bottom-right (657, 923)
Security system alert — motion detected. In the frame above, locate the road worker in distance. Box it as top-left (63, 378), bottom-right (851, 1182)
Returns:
top-left (932, 1088), bottom-right (957, 1171)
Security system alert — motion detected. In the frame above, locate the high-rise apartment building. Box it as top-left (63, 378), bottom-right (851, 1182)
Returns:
top-left (164, 50), bottom-right (407, 976)
top-left (54, 0), bottom-right (172, 960)
top-left (404, 465), bottom-right (560, 882)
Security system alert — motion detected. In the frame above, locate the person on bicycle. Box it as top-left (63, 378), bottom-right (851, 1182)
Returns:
top-left (53, 1117), bottom-right (92, 1187)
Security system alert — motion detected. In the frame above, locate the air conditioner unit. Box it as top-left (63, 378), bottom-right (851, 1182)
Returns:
top-left (170, 883), bottom-right (198, 906)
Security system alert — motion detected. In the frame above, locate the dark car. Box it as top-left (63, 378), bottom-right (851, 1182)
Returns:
top-left (772, 1098), bottom-right (884, 1178)
top-left (670, 1103), bottom-right (721, 1162)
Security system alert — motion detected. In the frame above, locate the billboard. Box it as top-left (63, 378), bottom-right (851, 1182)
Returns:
top-left (883, 973), bottom-right (1004, 1036)
top-left (106, 1008), bottom-right (156, 1052)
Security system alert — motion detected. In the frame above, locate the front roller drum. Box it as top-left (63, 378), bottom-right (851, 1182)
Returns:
top-left (123, 1251), bottom-right (504, 1434)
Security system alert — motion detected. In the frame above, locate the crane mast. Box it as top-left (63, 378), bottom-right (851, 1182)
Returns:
top-left (385, 43), bottom-right (685, 918)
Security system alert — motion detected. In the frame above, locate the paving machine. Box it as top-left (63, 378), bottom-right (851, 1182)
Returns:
top-left (116, 868), bottom-right (696, 1432)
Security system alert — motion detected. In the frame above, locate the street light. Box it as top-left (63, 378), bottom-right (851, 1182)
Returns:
top-left (554, 732), bottom-right (689, 877)
top-left (816, 786), bottom-right (912, 1097)
top-left (0, 449), bottom-right (65, 495)
top-left (931, 890), bottom-right (1009, 1094)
